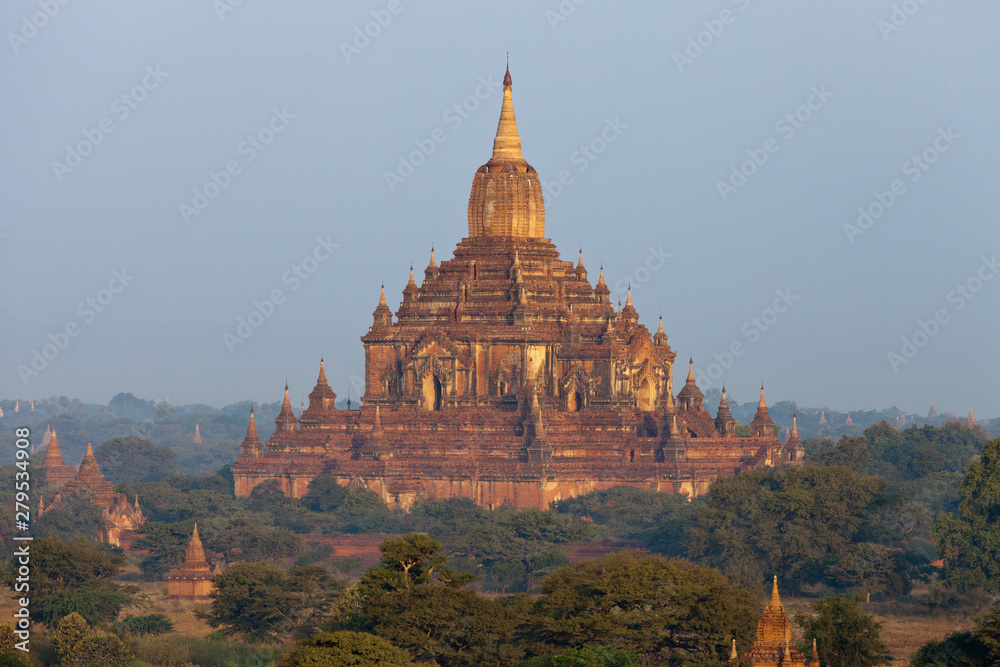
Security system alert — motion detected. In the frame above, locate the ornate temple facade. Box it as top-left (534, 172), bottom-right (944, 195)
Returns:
top-left (738, 577), bottom-right (820, 667)
top-left (167, 524), bottom-right (215, 599)
top-left (39, 437), bottom-right (144, 546)
top-left (231, 66), bottom-right (802, 510)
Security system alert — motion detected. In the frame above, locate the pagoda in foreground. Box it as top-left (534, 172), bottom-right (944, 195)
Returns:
top-left (231, 65), bottom-right (798, 510)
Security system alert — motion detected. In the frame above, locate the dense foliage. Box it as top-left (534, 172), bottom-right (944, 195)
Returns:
top-left (934, 436), bottom-right (1000, 593)
top-left (794, 595), bottom-right (892, 667)
top-left (2, 538), bottom-right (139, 627)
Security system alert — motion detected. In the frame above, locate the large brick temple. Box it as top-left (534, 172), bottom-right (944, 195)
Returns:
top-left (231, 66), bottom-right (802, 509)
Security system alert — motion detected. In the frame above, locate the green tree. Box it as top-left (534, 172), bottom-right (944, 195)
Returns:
top-left (94, 436), bottom-right (179, 484)
top-left (676, 464), bottom-right (895, 592)
top-left (342, 535), bottom-right (520, 666)
top-left (32, 490), bottom-right (105, 541)
top-left (279, 631), bottom-right (420, 666)
top-left (909, 632), bottom-right (986, 667)
top-left (521, 646), bottom-right (640, 667)
top-left (553, 485), bottom-right (690, 540)
top-left (794, 595), bottom-right (892, 667)
top-left (3, 538), bottom-right (139, 626)
top-left (935, 436), bottom-right (1000, 593)
top-left (200, 561), bottom-right (344, 642)
top-left (66, 632), bottom-right (134, 666)
top-left (532, 551), bottom-right (757, 661)
top-left (53, 613), bottom-right (90, 663)
top-left (302, 474), bottom-right (350, 512)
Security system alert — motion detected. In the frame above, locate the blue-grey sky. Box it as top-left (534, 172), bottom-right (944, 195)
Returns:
top-left (2, 1), bottom-right (998, 417)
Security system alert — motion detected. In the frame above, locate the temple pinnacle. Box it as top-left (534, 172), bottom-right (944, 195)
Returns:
top-left (378, 284), bottom-right (387, 307)
top-left (770, 575), bottom-right (781, 606)
top-left (687, 357), bottom-right (695, 383)
top-left (490, 62), bottom-right (524, 164)
top-left (791, 413), bottom-right (799, 438)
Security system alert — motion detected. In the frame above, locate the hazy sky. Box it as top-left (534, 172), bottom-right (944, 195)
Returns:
top-left (2, 1), bottom-right (998, 416)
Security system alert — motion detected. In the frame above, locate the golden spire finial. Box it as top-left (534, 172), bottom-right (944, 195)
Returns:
top-left (407, 265), bottom-right (415, 286)
top-left (625, 284), bottom-right (633, 308)
top-left (597, 266), bottom-right (606, 287)
top-left (378, 284), bottom-right (387, 307)
top-left (792, 413), bottom-right (799, 438)
top-left (730, 639), bottom-right (737, 661)
top-left (687, 357), bottom-right (695, 384)
top-left (759, 384), bottom-right (767, 410)
top-left (318, 358), bottom-right (328, 385)
top-left (490, 61), bottom-right (524, 164)
top-left (811, 638), bottom-right (818, 660)
top-left (577, 246), bottom-right (583, 268)
top-left (429, 246), bottom-right (436, 268)
top-left (770, 575), bottom-right (782, 607)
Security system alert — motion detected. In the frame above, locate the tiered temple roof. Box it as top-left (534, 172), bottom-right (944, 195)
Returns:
top-left (40, 429), bottom-right (76, 488)
top-left (167, 524), bottom-right (215, 599)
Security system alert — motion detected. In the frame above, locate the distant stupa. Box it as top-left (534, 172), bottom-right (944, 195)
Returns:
top-left (14, 399), bottom-right (19, 413)
top-left (928, 402), bottom-right (938, 418)
top-left (818, 411), bottom-right (827, 426)
top-left (845, 413), bottom-right (853, 426)
top-left (783, 427), bottom-right (789, 443)
top-left (30, 400), bottom-right (34, 412)
top-left (41, 425), bottom-right (51, 449)
top-left (968, 410), bottom-right (977, 427)
top-left (192, 424), bottom-right (203, 445)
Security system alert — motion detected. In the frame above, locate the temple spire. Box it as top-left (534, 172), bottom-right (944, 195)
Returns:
top-left (407, 265), bottom-right (416, 286)
top-left (758, 384), bottom-right (767, 410)
top-left (490, 61), bottom-right (524, 164)
top-left (770, 575), bottom-right (781, 607)
top-left (246, 405), bottom-right (258, 441)
top-left (791, 413), bottom-right (799, 438)
top-left (730, 639), bottom-right (737, 661)
top-left (318, 358), bottom-right (328, 386)
top-left (42, 429), bottom-right (66, 467)
top-left (625, 284), bottom-right (633, 308)
top-left (686, 357), bottom-right (695, 384)
top-left (378, 283), bottom-right (387, 307)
